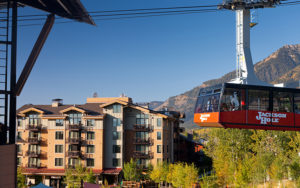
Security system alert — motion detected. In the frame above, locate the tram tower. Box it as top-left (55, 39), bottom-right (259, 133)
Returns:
top-left (218, 0), bottom-right (282, 86)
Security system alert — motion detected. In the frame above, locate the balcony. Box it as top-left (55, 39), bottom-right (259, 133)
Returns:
top-left (26, 150), bottom-right (41, 158)
top-left (27, 163), bottom-right (41, 169)
top-left (16, 138), bottom-right (25, 143)
top-left (67, 151), bottom-right (81, 158)
top-left (133, 124), bottom-right (153, 132)
top-left (133, 138), bottom-right (153, 145)
top-left (17, 151), bottom-right (23, 156)
top-left (133, 151), bottom-right (154, 159)
top-left (66, 164), bottom-right (76, 169)
top-left (27, 137), bottom-right (41, 144)
top-left (67, 137), bottom-right (81, 145)
top-left (26, 124), bottom-right (42, 131)
top-left (67, 124), bottom-right (82, 131)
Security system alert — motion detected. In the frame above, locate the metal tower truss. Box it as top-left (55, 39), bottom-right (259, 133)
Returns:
top-left (218, 0), bottom-right (283, 85)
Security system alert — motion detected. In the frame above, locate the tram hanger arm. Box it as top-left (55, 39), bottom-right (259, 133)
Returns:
top-left (15, 14), bottom-right (55, 96)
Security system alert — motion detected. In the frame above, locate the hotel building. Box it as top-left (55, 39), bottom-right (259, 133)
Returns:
top-left (16, 97), bottom-right (184, 187)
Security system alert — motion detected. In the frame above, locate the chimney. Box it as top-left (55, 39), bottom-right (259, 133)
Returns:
top-left (52, 99), bottom-right (63, 107)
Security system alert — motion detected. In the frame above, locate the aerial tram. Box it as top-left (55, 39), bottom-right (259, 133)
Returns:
top-left (194, 0), bottom-right (300, 131)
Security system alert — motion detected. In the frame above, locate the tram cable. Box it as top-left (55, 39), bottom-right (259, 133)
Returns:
top-left (1, 0), bottom-right (299, 27)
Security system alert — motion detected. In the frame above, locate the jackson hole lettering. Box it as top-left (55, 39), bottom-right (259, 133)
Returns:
top-left (256, 112), bottom-right (287, 124)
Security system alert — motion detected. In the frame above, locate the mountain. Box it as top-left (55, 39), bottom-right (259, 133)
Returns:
top-left (149, 101), bottom-right (164, 110)
top-left (154, 44), bottom-right (300, 129)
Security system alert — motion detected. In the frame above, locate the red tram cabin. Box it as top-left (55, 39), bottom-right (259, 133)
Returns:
top-left (194, 83), bottom-right (300, 131)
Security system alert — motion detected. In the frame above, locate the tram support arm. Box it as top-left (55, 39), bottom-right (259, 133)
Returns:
top-left (16, 14), bottom-right (55, 96)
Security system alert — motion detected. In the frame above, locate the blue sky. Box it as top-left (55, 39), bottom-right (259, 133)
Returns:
top-left (16, 0), bottom-right (300, 106)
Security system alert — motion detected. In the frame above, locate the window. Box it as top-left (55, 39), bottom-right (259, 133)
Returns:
top-left (68, 111), bottom-right (82, 125)
top-left (69, 145), bottom-right (80, 152)
top-left (248, 90), bottom-right (269, 111)
top-left (221, 88), bottom-right (243, 112)
top-left (29, 157), bottom-right (39, 166)
top-left (17, 157), bottom-right (22, 166)
top-left (294, 93), bottom-right (300, 114)
top-left (273, 92), bottom-right (292, 112)
top-left (68, 158), bottom-right (80, 166)
top-left (157, 145), bottom-right (162, 153)
top-left (55, 131), bottom-right (64, 140)
top-left (113, 158), bottom-right (120, 167)
top-left (69, 131), bottom-right (79, 139)
top-left (56, 119), bottom-right (63, 126)
top-left (86, 158), bottom-right (94, 167)
top-left (17, 119), bottom-right (22, 127)
top-left (136, 114), bottom-right (149, 125)
top-left (55, 145), bottom-right (63, 153)
top-left (86, 145), bottom-right (95, 154)
top-left (157, 158), bottom-right (162, 164)
top-left (17, 144), bottom-right (21, 153)
top-left (136, 145), bottom-right (149, 153)
top-left (157, 132), bottom-right (161, 140)
top-left (55, 158), bottom-right (63, 166)
top-left (29, 144), bottom-right (39, 152)
top-left (113, 131), bottom-right (121, 140)
top-left (113, 104), bottom-right (121, 113)
top-left (167, 145), bottom-right (169, 153)
top-left (113, 145), bottom-right (121, 153)
top-left (137, 159), bottom-right (150, 168)
top-left (113, 118), bottom-right (121, 127)
top-left (196, 93), bottom-right (221, 113)
top-left (28, 113), bottom-right (40, 125)
top-left (87, 119), bottom-right (95, 126)
top-left (157, 118), bottom-right (162, 127)
top-left (17, 132), bottom-right (22, 140)
top-left (136, 132), bottom-right (149, 140)
top-left (29, 131), bottom-right (39, 139)
top-left (86, 132), bottom-right (95, 140)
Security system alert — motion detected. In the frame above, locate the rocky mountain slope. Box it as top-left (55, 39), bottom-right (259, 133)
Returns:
top-left (154, 44), bottom-right (300, 129)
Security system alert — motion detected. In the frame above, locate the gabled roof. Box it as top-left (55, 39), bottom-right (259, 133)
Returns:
top-left (59, 106), bottom-right (86, 114)
top-left (99, 100), bottom-right (128, 108)
top-left (100, 99), bottom-right (170, 118)
top-left (17, 103), bottom-right (103, 117)
top-left (18, 107), bottom-right (44, 116)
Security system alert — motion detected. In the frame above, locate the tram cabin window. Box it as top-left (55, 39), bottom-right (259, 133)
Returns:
top-left (248, 90), bottom-right (269, 111)
top-left (294, 93), bottom-right (300, 114)
top-left (273, 92), bottom-right (292, 112)
top-left (221, 88), bottom-right (243, 112)
top-left (195, 93), bottom-right (220, 113)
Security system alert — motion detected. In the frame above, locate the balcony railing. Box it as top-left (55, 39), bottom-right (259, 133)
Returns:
top-left (26, 150), bottom-right (41, 158)
top-left (133, 124), bottom-right (153, 132)
top-left (27, 137), bottom-right (41, 144)
top-left (67, 137), bottom-right (81, 144)
top-left (16, 138), bottom-right (25, 143)
top-left (67, 151), bottom-right (81, 158)
top-left (17, 151), bottom-right (23, 156)
top-left (26, 124), bottom-right (42, 131)
top-left (133, 138), bottom-right (153, 145)
top-left (27, 163), bottom-right (41, 168)
top-left (67, 124), bottom-right (82, 130)
top-left (66, 164), bottom-right (76, 169)
top-left (133, 151), bottom-right (154, 159)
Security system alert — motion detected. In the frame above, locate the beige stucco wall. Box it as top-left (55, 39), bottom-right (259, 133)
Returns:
top-left (17, 112), bottom-right (104, 172)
